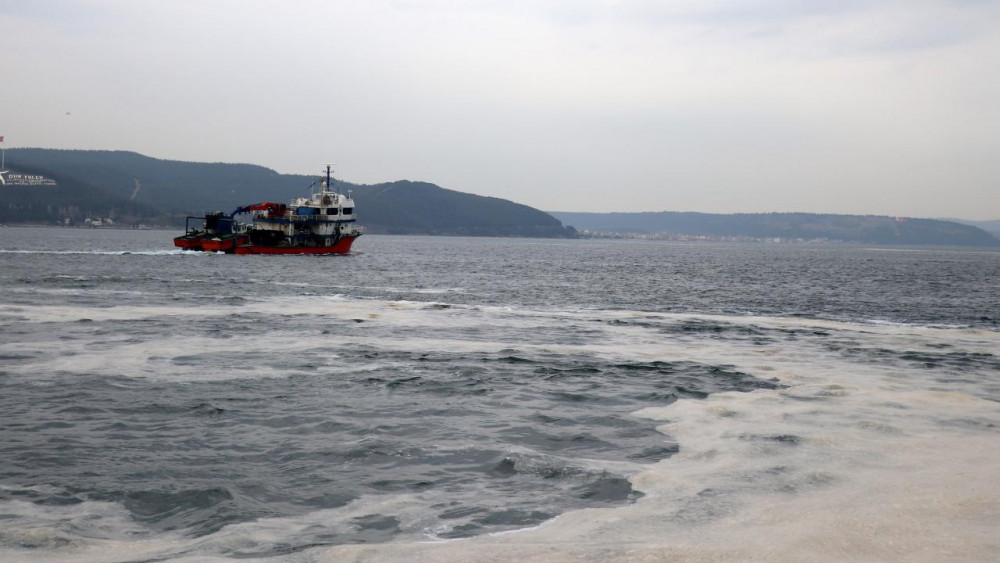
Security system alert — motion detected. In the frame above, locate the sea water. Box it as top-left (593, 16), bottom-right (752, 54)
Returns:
top-left (1, 227), bottom-right (998, 562)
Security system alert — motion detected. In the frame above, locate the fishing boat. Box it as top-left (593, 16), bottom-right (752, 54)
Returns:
top-left (173, 166), bottom-right (363, 255)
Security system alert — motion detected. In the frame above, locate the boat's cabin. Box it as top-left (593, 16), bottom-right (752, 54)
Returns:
top-left (290, 182), bottom-right (355, 221)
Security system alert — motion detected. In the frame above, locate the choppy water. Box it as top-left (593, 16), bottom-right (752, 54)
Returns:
top-left (1, 227), bottom-right (998, 562)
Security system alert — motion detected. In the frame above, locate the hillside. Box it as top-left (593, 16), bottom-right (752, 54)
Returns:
top-left (0, 162), bottom-right (167, 225)
top-left (2, 149), bottom-right (574, 237)
top-left (357, 181), bottom-right (573, 237)
top-left (940, 218), bottom-right (1000, 239)
top-left (550, 211), bottom-right (1000, 247)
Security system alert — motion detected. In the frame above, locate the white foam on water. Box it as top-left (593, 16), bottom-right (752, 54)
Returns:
top-left (173, 494), bottom-right (438, 557)
top-left (5, 299), bottom-right (1000, 560)
top-left (0, 294), bottom-right (597, 383)
top-left (0, 492), bottom-right (463, 563)
top-left (0, 294), bottom-right (462, 325)
top-left (0, 331), bottom-right (350, 382)
top-left (6, 294), bottom-right (994, 386)
top-left (0, 497), bottom-right (187, 563)
top-left (305, 316), bottom-right (1000, 562)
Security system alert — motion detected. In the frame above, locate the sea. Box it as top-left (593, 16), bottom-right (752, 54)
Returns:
top-left (1, 226), bottom-right (998, 562)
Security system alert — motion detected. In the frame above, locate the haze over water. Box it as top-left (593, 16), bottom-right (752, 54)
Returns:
top-left (1, 228), bottom-right (999, 561)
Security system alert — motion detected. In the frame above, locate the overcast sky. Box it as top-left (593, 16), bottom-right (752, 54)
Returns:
top-left (1, 0), bottom-right (998, 219)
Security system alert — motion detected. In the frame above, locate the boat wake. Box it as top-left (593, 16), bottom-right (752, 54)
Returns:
top-left (0, 249), bottom-right (196, 256)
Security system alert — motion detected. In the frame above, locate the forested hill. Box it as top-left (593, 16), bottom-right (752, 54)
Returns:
top-left (357, 181), bottom-right (571, 237)
top-left (0, 162), bottom-right (160, 226)
top-left (2, 149), bottom-right (574, 237)
top-left (941, 218), bottom-right (1000, 239)
top-left (550, 211), bottom-right (1000, 247)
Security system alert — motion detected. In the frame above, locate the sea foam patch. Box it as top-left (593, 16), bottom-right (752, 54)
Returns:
top-left (306, 316), bottom-right (1000, 562)
top-left (3, 298), bottom-right (998, 561)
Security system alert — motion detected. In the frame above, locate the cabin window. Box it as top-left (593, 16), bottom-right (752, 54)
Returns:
top-left (343, 208), bottom-right (354, 215)
top-left (326, 208), bottom-right (339, 216)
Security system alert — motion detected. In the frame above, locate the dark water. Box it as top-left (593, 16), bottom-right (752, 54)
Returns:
top-left (1, 227), bottom-right (998, 559)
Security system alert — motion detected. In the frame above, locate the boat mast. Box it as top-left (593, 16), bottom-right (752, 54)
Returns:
top-left (325, 165), bottom-right (333, 193)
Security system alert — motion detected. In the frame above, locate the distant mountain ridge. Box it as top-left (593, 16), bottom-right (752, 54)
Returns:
top-left (4, 149), bottom-right (994, 245)
top-left (550, 211), bottom-right (1000, 247)
top-left (2, 149), bottom-right (574, 237)
top-left (939, 218), bottom-right (1000, 239)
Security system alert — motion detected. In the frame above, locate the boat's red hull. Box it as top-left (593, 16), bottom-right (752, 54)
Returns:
top-left (173, 235), bottom-right (205, 250)
top-left (233, 235), bottom-right (359, 255)
top-left (201, 237), bottom-right (237, 252)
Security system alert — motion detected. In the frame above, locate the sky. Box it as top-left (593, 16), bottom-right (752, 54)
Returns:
top-left (1, 0), bottom-right (998, 219)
